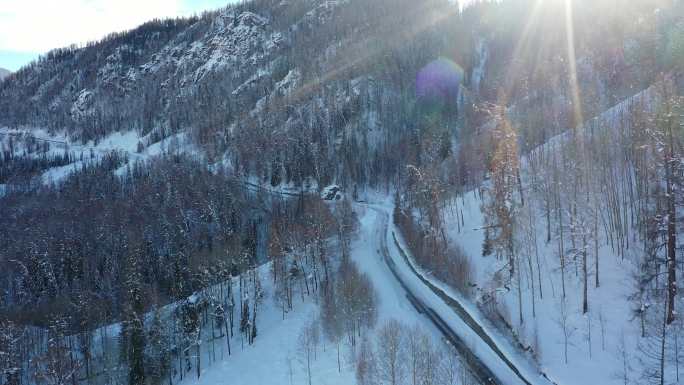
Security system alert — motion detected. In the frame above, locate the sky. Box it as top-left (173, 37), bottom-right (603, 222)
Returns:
top-left (0, 0), bottom-right (235, 71)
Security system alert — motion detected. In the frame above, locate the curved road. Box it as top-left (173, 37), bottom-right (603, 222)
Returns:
top-left (365, 204), bottom-right (552, 385)
top-left (370, 206), bottom-right (499, 385)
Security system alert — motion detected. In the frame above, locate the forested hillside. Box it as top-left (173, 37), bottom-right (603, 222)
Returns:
top-left (1, 0), bottom-right (683, 384)
top-left (391, 1), bottom-right (684, 384)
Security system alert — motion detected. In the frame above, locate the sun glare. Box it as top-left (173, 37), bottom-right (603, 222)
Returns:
top-left (564, 0), bottom-right (584, 128)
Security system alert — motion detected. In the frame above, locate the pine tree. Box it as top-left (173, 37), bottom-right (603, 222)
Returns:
top-left (0, 321), bottom-right (24, 385)
top-left (146, 305), bottom-right (171, 385)
top-left (121, 246), bottom-right (146, 385)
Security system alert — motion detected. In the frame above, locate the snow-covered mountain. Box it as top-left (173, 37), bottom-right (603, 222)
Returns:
top-left (0, 67), bottom-right (9, 81)
top-left (0, 0), bottom-right (457, 189)
top-left (2, 0), bottom-right (673, 191)
top-left (1, 1), bottom-right (682, 385)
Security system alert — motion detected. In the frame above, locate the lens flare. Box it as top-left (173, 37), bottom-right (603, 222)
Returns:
top-left (416, 57), bottom-right (464, 104)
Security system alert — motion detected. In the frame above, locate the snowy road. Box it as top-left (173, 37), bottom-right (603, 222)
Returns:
top-left (171, 201), bottom-right (554, 385)
top-left (368, 205), bottom-right (499, 385)
top-left (362, 203), bottom-right (553, 385)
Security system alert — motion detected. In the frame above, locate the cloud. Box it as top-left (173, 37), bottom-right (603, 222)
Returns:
top-left (0, 0), bottom-right (192, 52)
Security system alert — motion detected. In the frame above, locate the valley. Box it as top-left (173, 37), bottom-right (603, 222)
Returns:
top-left (1, 1), bottom-right (683, 385)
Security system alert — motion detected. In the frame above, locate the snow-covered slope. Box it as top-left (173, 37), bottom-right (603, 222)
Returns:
top-left (181, 206), bottom-right (451, 385)
top-left (444, 189), bottom-right (641, 385)
top-left (371, 201), bottom-right (550, 385)
top-left (439, 83), bottom-right (676, 385)
top-left (0, 0), bottom-right (449, 191)
top-left (0, 126), bottom-right (200, 187)
top-left (40, 203), bottom-right (456, 385)
top-left (0, 68), bottom-right (10, 81)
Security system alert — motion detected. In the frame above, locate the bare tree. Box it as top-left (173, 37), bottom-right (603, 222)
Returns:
top-left (337, 258), bottom-right (378, 347)
top-left (297, 319), bottom-right (318, 385)
top-left (556, 299), bottom-right (574, 365)
top-left (321, 278), bottom-right (344, 372)
top-left (356, 338), bottom-right (378, 385)
top-left (32, 316), bottom-right (82, 385)
top-left (481, 112), bottom-right (521, 279)
top-left (404, 324), bottom-right (423, 385)
top-left (613, 331), bottom-right (633, 385)
top-left (419, 334), bottom-right (442, 385)
top-left (438, 343), bottom-right (463, 385)
top-left (376, 319), bottom-right (405, 385)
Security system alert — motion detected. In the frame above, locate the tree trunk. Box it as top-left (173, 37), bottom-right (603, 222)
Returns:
top-left (224, 312), bottom-right (231, 356)
top-left (660, 298), bottom-right (667, 385)
top-left (307, 350), bottom-right (312, 385)
top-left (196, 341), bottom-right (201, 380)
top-left (595, 207), bottom-right (600, 288)
top-left (666, 154), bottom-right (677, 325)
top-left (517, 258), bottom-right (524, 325)
top-left (337, 342), bottom-right (341, 373)
top-left (583, 234), bottom-right (588, 314)
top-left (557, 186), bottom-right (566, 298)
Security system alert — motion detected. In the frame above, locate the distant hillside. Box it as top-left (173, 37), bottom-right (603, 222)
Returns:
top-left (0, 67), bottom-right (10, 81)
top-left (0, 0), bottom-right (465, 188)
top-left (1, 0), bottom-right (678, 191)
top-left (0, 1), bottom-right (682, 385)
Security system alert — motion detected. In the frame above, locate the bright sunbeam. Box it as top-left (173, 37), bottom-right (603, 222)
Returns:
top-left (289, 1), bottom-right (459, 105)
top-left (496, 0), bottom-right (585, 129)
top-left (499, 0), bottom-right (544, 106)
top-left (564, 0), bottom-right (583, 128)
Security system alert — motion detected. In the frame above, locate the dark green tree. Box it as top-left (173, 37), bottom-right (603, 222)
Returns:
top-left (121, 246), bottom-right (146, 385)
